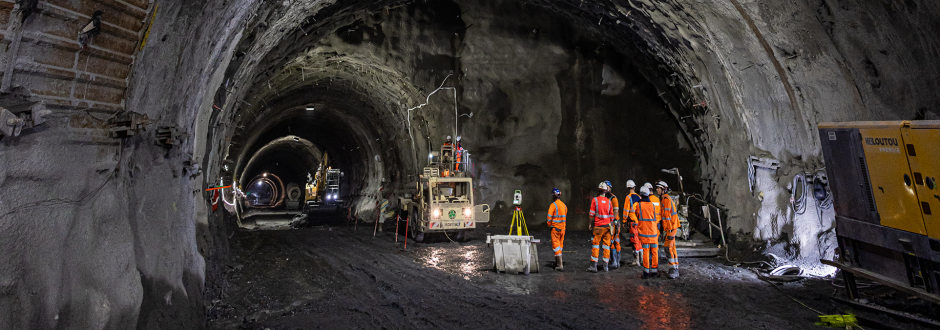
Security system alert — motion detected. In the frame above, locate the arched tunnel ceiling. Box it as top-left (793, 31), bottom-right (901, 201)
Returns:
top-left (197, 0), bottom-right (940, 272)
top-left (222, 0), bottom-right (707, 153)
top-left (238, 135), bottom-right (324, 187)
top-left (218, 0), bottom-right (714, 208)
top-left (5, 0), bottom-right (940, 328)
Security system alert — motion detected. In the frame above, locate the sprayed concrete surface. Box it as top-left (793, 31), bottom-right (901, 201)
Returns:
top-left (208, 223), bottom-right (933, 330)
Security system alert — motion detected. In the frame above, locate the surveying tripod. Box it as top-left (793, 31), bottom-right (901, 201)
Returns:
top-left (509, 206), bottom-right (529, 236)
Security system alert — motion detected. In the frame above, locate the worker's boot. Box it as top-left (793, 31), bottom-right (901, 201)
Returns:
top-left (667, 268), bottom-right (679, 279)
top-left (641, 272), bottom-right (650, 279)
top-left (610, 251), bottom-right (620, 269)
top-left (555, 256), bottom-right (564, 272)
top-left (651, 270), bottom-right (659, 278)
top-left (586, 262), bottom-right (598, 273)
top-left (601, 262), bottom-right (609, 272)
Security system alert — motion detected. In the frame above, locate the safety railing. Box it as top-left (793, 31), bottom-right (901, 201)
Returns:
top-left (684, 194), bottom-right (727, 248)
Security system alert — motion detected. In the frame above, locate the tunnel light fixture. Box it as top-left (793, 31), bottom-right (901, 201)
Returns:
top-left (263, 173), bottom-right (268, 177)
top-left (306, 107), bottom-right (315, 111)
top-left (432, 209), bottom-right (441, 219)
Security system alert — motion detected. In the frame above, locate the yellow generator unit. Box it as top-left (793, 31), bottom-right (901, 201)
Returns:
top-left (819, 121), bottom-right (940, 304)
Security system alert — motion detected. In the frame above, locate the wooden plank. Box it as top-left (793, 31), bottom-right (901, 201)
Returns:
top-left (21, 30), bottom-right (133, 64)
top-left (13, 62), bottom-right (126, 89)
top-left (34, 93), bottom-right (124, 112)
top-left (18, 42), bottom-right (131, 82)
top-left (46, 0), bottom-right (148, 20)
top-left (39, 2), bottom-right (141, 40)
top-left (821, 259), bottom-right (940, 305)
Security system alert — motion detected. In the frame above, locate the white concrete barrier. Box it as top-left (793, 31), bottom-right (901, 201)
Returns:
top-left (486, 234), bottom-right (540, 274)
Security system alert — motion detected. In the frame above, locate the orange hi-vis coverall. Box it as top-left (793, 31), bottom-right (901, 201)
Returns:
top-left (609, 194), bottom-right (621, 253)
top-left (631, 196), bottom-right (661, 275)
top-left (589, 196), bottom-right (614, 263)
top-left (624, 192), bottom-right (642, 252)
top-left (546, 200), bottom-right (568, 257)
top-left (661, 194), bottom-right (679, 269)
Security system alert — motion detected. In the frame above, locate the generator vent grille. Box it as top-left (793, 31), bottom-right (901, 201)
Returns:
top-left (859, 157), bottom-right (876, 211)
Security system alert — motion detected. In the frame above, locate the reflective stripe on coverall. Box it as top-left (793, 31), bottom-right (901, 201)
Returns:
top-left (590, 196), bottom-right (613, 263)
top-left (624, 192), bottom-right (642, 252)
top-left (547, 200), bottom-right (568, 256)
top-left (633, 196), bottom-right (661, 274)
top-left (661, 194), bottom-right (679, 269)
top-left (609, 194), bottom-right (621, 252)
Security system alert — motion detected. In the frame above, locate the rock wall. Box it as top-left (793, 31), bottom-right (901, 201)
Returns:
top-left (0, 0), bottom-right (259, 329)
top-left (2, 0), bottom-right (940, 328)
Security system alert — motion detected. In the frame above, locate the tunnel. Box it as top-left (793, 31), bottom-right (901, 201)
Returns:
top-left (1, 0), bottom-right (940, 328)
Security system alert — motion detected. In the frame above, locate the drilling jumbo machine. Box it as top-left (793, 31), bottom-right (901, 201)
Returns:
top-left (819, 121), bottom-right (940, 305)
top-left (399, 137), bottom-right (490, 242)
top-left (304, 153), bottom-right (343, 213)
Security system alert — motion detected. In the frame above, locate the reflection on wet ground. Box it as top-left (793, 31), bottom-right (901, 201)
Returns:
top-left (211, 225), bottom-right (935, 330)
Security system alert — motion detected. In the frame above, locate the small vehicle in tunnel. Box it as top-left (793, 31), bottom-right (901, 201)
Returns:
top-left (400, 139), bottom-right (490, 242)
top-left (304, 153), bottom-right (344, 212)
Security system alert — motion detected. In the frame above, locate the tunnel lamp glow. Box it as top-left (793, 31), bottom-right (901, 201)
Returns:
top-left (432, 209), bottom-right (441, 219)
top-left (306, 107), bottom-right (315, 111)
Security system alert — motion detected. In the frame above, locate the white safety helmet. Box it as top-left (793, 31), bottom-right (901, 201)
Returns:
top-left (598, 182), bottom-right (609, 191)
top-left (626, 180), bottom-right (636, 189)
top-left (656, 180), bottom-right (669, 190)
top-left (639, 186), bottom-right (651, 196)
top-left (643, 182), bottom-right (653, 191)
top-left (447, 135), bottom-right (452, 140)
top-left (456, 136), bottom-right (462, 142)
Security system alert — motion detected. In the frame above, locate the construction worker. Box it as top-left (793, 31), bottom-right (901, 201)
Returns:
top-left (454, 136), bottom-right (464, 172)
top-left (441, 136), bottom-right (454, 177)
top-left (631, 185), bottom-right (661, 278)
top-left (603, 180), bottom-right (621, 269)
top-left (444, 135), bottom-right (453, 148)
top-left (623, 180), bottom-right (642, 266)
top-left (656, 181), bottom-right (680, 279)
top-left (588, 182), bottom-right (614, 272)
top-left (546, 188), bottom-right (567, 271)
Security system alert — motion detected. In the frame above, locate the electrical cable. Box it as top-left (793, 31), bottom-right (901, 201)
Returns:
top-left (792, 174), bottom-right (808, 215)
top-left (753, 269), bottom-right (868, 330)
top-left (405, 74), bottom-right (454, 172)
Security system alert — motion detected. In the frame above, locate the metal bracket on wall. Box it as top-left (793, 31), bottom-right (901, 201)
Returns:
top-left (156, 126), bottom-right (186, 147)
top-left (0, 102), bottom-right (52, 138)
top-left (108, 112), bottom-right (150, 138)
top-left (747, 156), bottom-right (781, 192)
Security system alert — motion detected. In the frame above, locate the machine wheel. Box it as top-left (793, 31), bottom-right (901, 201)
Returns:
top-left (409, 216), bottom-right (425, 243)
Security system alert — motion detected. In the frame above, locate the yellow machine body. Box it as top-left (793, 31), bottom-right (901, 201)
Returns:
top-left (820, 121), bottom-right (939, 238)
top-left (819, 121), bottom-right (940, 297)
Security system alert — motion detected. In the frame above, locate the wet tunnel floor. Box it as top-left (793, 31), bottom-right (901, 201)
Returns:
top-left (208, 225), bottom-right (933, 330)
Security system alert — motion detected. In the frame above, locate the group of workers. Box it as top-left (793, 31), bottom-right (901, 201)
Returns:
top-left (546, 180), bottom-right (680, 279)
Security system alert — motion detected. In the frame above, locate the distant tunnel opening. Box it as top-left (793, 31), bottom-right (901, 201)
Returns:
top-left (219, 0), bottom-right (704, 229)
